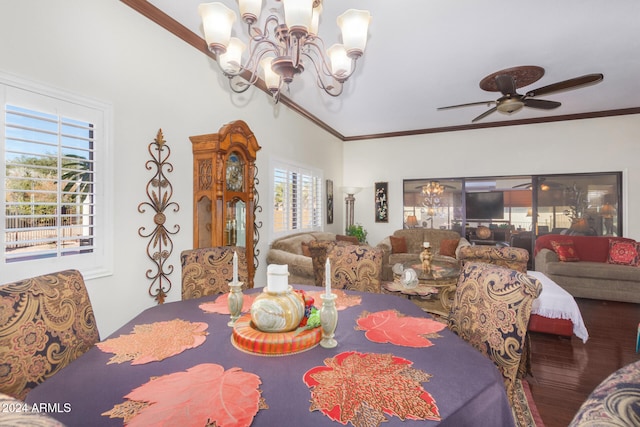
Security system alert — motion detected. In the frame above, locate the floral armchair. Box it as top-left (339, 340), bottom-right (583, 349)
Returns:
top-left (326, 244), bottom-right (384, 293)
top-left (181, 246), bottom-right (249, 300)
top-left (447, 262), bottom-right (542, 405)
top-left (458, 245), bottom-right (529, 273)
top-left (0, 269), bottom-right (100, 400)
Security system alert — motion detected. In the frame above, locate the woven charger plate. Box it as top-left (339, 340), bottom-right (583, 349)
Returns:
top-left (231, 314), bottom-right (321, 356)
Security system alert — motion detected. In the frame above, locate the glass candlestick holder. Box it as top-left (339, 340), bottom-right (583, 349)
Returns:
top-left (320, 293), bottom-right (338, 348)
top-left (227, 281), bottom-right (244, 327)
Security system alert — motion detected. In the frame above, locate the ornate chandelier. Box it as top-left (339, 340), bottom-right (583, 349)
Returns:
top-left (198, 0), bottom-right (371, 102)
top-left (422, 181), bottom-right (445, 218)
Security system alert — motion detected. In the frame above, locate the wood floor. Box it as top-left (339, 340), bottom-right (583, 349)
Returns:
top-left (528, 298), bottom-right (640, 427)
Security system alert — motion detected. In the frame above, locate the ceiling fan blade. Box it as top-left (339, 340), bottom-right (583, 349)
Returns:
top-left (523, 98), bottom-right (561, 109)
top-left (472, 106), bottom-right (498, 123)
top-left (437, 100), bottom-right (496, 110)
top-left (495, 74), bottom-right (517, 95)
top-left (526, 73), bottom-right (604, 97)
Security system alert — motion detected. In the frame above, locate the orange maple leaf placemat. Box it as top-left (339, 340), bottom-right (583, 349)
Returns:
top-left (199, 293), bottom-right (255, 314)
top-left (303, 351), bottom-right (440, 426)
top-left (306, 289), bottom-right (362, 310)
top-left (103, 363), bottom-right (266, 427)
top-left (97, 319), bottom-right (208, 364)
top-left (355, 310), bottom-right (446, 347)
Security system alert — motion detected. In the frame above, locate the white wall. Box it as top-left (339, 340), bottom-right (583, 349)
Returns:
top-left (0, 0), bottom-right (343, 337)
top-left (345, 116), bottom-right (640, 246)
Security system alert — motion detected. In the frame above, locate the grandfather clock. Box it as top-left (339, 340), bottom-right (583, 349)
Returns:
top-left (190, 120), bottom-right (261, 288)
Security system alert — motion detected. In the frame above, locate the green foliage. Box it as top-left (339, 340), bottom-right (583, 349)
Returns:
top-left (346, 224), bottom-right (368, 244)
top-left (306, 307), bottom-right (321, 329)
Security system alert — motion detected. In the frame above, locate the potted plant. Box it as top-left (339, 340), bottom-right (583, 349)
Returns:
top-left (346, 224), bottom-right (368, 244)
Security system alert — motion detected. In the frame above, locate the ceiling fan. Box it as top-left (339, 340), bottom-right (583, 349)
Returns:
top-left (437, 66), bottom-right (604, 123)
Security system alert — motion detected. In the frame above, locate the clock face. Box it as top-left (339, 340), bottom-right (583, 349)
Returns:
top-left (226, 154), bottom-right (243, 192)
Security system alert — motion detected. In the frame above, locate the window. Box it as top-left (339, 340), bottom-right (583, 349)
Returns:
top-left (1, 73), bottom-right (113, 281)
top-left (272, 160), bottom-right (323, 235)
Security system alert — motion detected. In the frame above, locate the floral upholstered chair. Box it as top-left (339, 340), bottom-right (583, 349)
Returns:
top-left (447, 262), bottom-right (542, 406)
top-left (181, 246), bottom-right (249, 300)
top-left (0, 269), bottom-right (100, 400)
top-left (458, 245), bottom-right (529, 273)
top-left (569, 359), bottom-right (640, 426)
top-left (326, 244), bottom-right (383, 293)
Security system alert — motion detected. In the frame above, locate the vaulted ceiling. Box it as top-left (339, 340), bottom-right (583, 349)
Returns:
top-left (125, 0), bottom-right (640, 141)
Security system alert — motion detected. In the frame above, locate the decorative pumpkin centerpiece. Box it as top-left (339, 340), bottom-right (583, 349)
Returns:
top-left (231, 264), bottom-right (323, 355)
top-left (250, 264), bottom-right (305, 333)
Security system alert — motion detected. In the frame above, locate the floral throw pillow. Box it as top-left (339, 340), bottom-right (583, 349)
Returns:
top-left (551, 240), bottom-right (580, 262)
top-left (607, 240), bottom-right (640, 266)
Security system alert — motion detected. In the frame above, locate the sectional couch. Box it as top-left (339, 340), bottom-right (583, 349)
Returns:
top-left (534, 234), bottom-right (640, 303)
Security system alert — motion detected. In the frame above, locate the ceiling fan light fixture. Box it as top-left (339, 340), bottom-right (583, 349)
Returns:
top-left (496, 98), bottom-right (524, 114)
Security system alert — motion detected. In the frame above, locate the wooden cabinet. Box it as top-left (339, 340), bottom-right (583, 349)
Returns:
top-left (190, 120), bottom-right (261, 288)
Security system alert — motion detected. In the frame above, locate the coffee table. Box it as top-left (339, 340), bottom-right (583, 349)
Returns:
top-left (383, 255), bottom-right (461, 317)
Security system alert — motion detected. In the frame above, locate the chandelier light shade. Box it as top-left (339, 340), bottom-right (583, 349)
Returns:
top-left (198, 0), bottom-right (371, 101)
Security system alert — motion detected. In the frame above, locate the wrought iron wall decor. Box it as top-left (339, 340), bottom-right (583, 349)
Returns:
top-left (253, 163), bottom-right (262, 272)
top-left (138, 129), bottom-right (180, 304)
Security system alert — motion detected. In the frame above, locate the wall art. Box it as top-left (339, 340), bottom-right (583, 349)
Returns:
top-left (326, 179), bottom-right (334, 224)
top-left (375, 182), bottom-right (388, 223)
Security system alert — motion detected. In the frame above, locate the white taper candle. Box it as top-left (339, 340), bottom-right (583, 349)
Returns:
top-left (325, 258), bottom-right (331, 296)
top-left (233, 251), bottom-right (238, 284)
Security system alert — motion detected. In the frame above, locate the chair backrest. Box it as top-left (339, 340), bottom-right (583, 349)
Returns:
top-left (327, 244), bottom-right (383, 293)
top-left (0, 269), bottom-right (100, 400)
top-left (458, 245), bottom-right (529, 273)
top-left (181, 246), bottom-right (249, 300)
top-left (447, 262), bottom-right (542, 404)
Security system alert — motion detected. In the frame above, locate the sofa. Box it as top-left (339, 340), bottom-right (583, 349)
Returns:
top-left (265, 231), bottom-right (337, 285)
top-left (534, 234), bottom-right (640, 303)
top-left (377, 228), bottom-right (467, 280)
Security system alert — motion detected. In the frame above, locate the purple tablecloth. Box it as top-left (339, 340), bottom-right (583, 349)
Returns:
top-left (26, 285), bottom-right (514, 426)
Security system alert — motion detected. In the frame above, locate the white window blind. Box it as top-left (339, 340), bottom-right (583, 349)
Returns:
top-left (273, 161), bottom-right (322, 234)
top-left (1, 74), bottom-right (113, 281)
top-left (5, 105), bottom-right (95, 262)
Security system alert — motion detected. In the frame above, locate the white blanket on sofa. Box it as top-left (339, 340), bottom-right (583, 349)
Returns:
top-left (528, 270), bottom-right (589, 343)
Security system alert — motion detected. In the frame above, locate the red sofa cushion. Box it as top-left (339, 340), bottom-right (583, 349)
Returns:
top-left (535, 234), bottom-right (636, 263)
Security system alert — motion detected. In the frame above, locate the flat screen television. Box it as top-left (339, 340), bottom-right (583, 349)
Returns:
top-left (465, 192), bottom-right (504, 220)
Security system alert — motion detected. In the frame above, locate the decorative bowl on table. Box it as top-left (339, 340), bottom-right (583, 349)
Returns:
top-left (401, 268), bottom-right (419, 289)
top-left (250, 286), bottom-right (305, 333)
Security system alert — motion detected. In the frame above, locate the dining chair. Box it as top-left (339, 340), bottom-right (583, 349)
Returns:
top-left (568, 359), bottom-right (640, 426)
top-left (180, 246), bottom-right (249, 300)
top-left (0, 269), bottom-right (100, 400)
top-left (457, 245), bottom-right (534, 377)
top-left (447, 262), bottom-right (542, 406)
top-left (326, 244), bottom-right (383, 293)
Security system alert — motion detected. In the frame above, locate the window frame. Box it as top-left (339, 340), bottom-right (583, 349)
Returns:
top-left (270, 158), bottom-right (323, 239)
top-left (0, 72), bottom-right (113, 282)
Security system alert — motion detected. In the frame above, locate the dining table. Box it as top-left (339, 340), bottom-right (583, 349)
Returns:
top-left (26, 285), bottom-right (515, 427)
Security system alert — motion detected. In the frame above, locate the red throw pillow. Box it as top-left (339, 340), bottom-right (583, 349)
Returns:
top-left (439, 239), bottom-right (459, 257)
top-left (336, 234), bottom-right (359, 245)
top-left (607, 240), bottom-right (640, 266)
top-left (551, 240), bottom-right (580, 262)
top-left (389, 236), bottom-right (407, 254)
